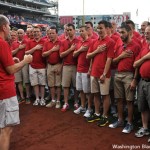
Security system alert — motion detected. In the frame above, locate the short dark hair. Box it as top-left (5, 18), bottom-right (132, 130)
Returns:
top-left (50, 26), bottom-right (58, 33)
top-left (67, 23), bottom-right (75, 30)
top-left (33, 26), bottom-right (42, 31)
top-left (106, 22), bottom-right (112, 28)
top-left (98, 20), bottom-right (108, 28)
top-left (120, 23), bottom-right (132, 32)
top-left (85, 21), bottom-right (93, 28)
top-left (125, 20), bottom-right (135, 29)
top-left (79, 25), bottom-right (88, 30)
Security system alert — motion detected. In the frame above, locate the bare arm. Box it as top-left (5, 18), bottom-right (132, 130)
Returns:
top-left (113, 51), bottom-right (132, 65)
top-left (25, 44), bottom-right (43, 55)
top-left (73, 46), bottom-right (88, 57)
top-left (100, 58), bottom-right (112, 83)
top-left (42, 45), bottom-right (60, 57)
top-left (130, 68), bottom-right (139, 90)
top-left (6, 55), bottom-right (33, 74)
top-left (60, 44), bottom-right (76, 58)
top-left (86, 44), bottom-right (106, 59)
top-left (12, 44), bottom-right (26, 56)
top-left (133, 52), bottom-right (150, 68)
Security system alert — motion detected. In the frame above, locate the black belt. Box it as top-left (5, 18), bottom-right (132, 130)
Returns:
top-left (142, 78), bottom-right (150, 82)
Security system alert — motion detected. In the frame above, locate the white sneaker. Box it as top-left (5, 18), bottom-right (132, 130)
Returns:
top-left (83, 109), bottom-right (93, 118)
top-left (55, 101), bottom-right (61, 108)
top-left (46, 101), bottom-right (56, 108)
top-left (33, 99), bottom-right (39, 106)
top-left (122, 123), bottom-right (133, 134)
top-left (74, 106), bottom-right (86, 114)
top-left (40, 99), bottom-right (46, 106)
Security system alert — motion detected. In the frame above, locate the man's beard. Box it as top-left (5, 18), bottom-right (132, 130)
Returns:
top-left (122, 35), bottom-right (128, 43)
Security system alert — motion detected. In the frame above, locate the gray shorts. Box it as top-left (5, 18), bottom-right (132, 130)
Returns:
top-left (29, 65), bottom-right (46, 86)
top-left (76, 72), bottom-right (91, 93)
top-left (137, 79), bottom-right (150, 112)
top-left (0, 96), bottom-right (20, 128)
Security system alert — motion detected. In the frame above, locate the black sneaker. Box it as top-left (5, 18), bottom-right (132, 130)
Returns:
top-left (87, 114), bottom-right (101, 123)
top-left (97, 116), bottom-right (109, 127)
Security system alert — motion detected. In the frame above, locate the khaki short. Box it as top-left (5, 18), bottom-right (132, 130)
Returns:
top-left (14, 64), bottom-right (30, 83)
top-left (91, 76), bottom-right (111, 95)
top-left (76, 72), bottom-right (91, 93)
top-left (29, 65), bottom-right (46, 86)
top-left (0, 96), bottom-right (20, 128)
top-left (62, 65), bottom-right (76, 88)
top-left (114, 72), bottom-right (135, 101)
top-left (47, 64), bottom-right (62, 87)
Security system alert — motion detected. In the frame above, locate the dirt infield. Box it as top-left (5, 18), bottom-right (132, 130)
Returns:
top-left (10, 104), bottom-right (149, 150)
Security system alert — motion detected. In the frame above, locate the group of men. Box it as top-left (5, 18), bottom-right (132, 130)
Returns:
top-left (0, 13), bottom-right (150, 150)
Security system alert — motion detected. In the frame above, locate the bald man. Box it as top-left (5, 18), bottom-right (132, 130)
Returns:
top-left (0, 15), bottom-right (32, 150)
top-left (11, 29), bottom-right (31, 104)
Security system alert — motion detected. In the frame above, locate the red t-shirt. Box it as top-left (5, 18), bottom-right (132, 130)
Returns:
top-left (58, 33), bottom-right (67, 41)
top-left (141, 34), bottom-right (146, 46)
top-left (43, 39), bottom-right (62, 64)
top-left (132, 36), bottom-right (142, 49)
top-left (117, 40), bottom-right (140, 72)
top-left (76, 38), bottom-right (92, 73)
top-left (26, 38), bottom-right (46, 69)
top-left (60, 37), bottom-right (80, 65)
top-left (136, 42), bottom-right (150, 78)
top-left (88, 36), bottom-right (115, 78)
top-left (0, 37), bottom-right (16, 99)
top-left (133, 31), bottom-right (142, 40)
top-left (78, 32), bottom-right (98, 41)
top-left (113, 32), bottom-right (120, 37)
top-left (11, 39), bottom-right (27, 61)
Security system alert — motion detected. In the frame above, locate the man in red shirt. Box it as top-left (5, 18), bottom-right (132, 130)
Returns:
top-left (58, 24), bottom-right (68, 41)
top-left (60, 23), bottom-right (80, 112)
top-left (25, 26), bottom-right (46, 106)
top-left (11, 29), bottom-right (31, 104)
top-left (110, 20), bottom-right (120, 37)
top-left (140, 21), bottom-right (150, 45)
top-left (0, 15), bottom-right (32, 150)
top-left (87, 20), bottom-right (115, 126)
top-left (42, 26), bottom-right (62, 109)
top-left (85, 21), bottom-right (98, 40)
top-left (133, 25), bottom-right (150, 142)
top-left (109, 24), bottom-right (140, 133)
top-left (73, 25), bottom-right (93, 117)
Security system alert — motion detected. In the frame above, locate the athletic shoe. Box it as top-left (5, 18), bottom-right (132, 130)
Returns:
top-left (83, 109), bottom-right (93, 118)
top-left (40, 99), bottom-right (46, 106)
top-left (74, 106), bottom-right (86, 114)
top-left (74, 103), bottom-right (79, 110)
top-left (148, 137), bottom-right (150, 143)
top-left (25, 98), bottom-right (31, 104)
top-left (61, 103), bottom-right (69, 112)
top-left (109, 120), bottom-right (124, 128)
top-left (33, 99), bottom-right (39, 106)
top-left (87, 113), bottom-right (100, 123)
top-left (46, 101), bottom-right (56, 108)
top-left (18, 98), bottom-right (25, 104)
top-left (122, 123), bottom-right (133, 133)
top-left (97, 116), bottom-right (109, 127)
top-left (55, 101), bottom-right (61, 108)
top-left (135, 127), bottom-right (150, 138)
